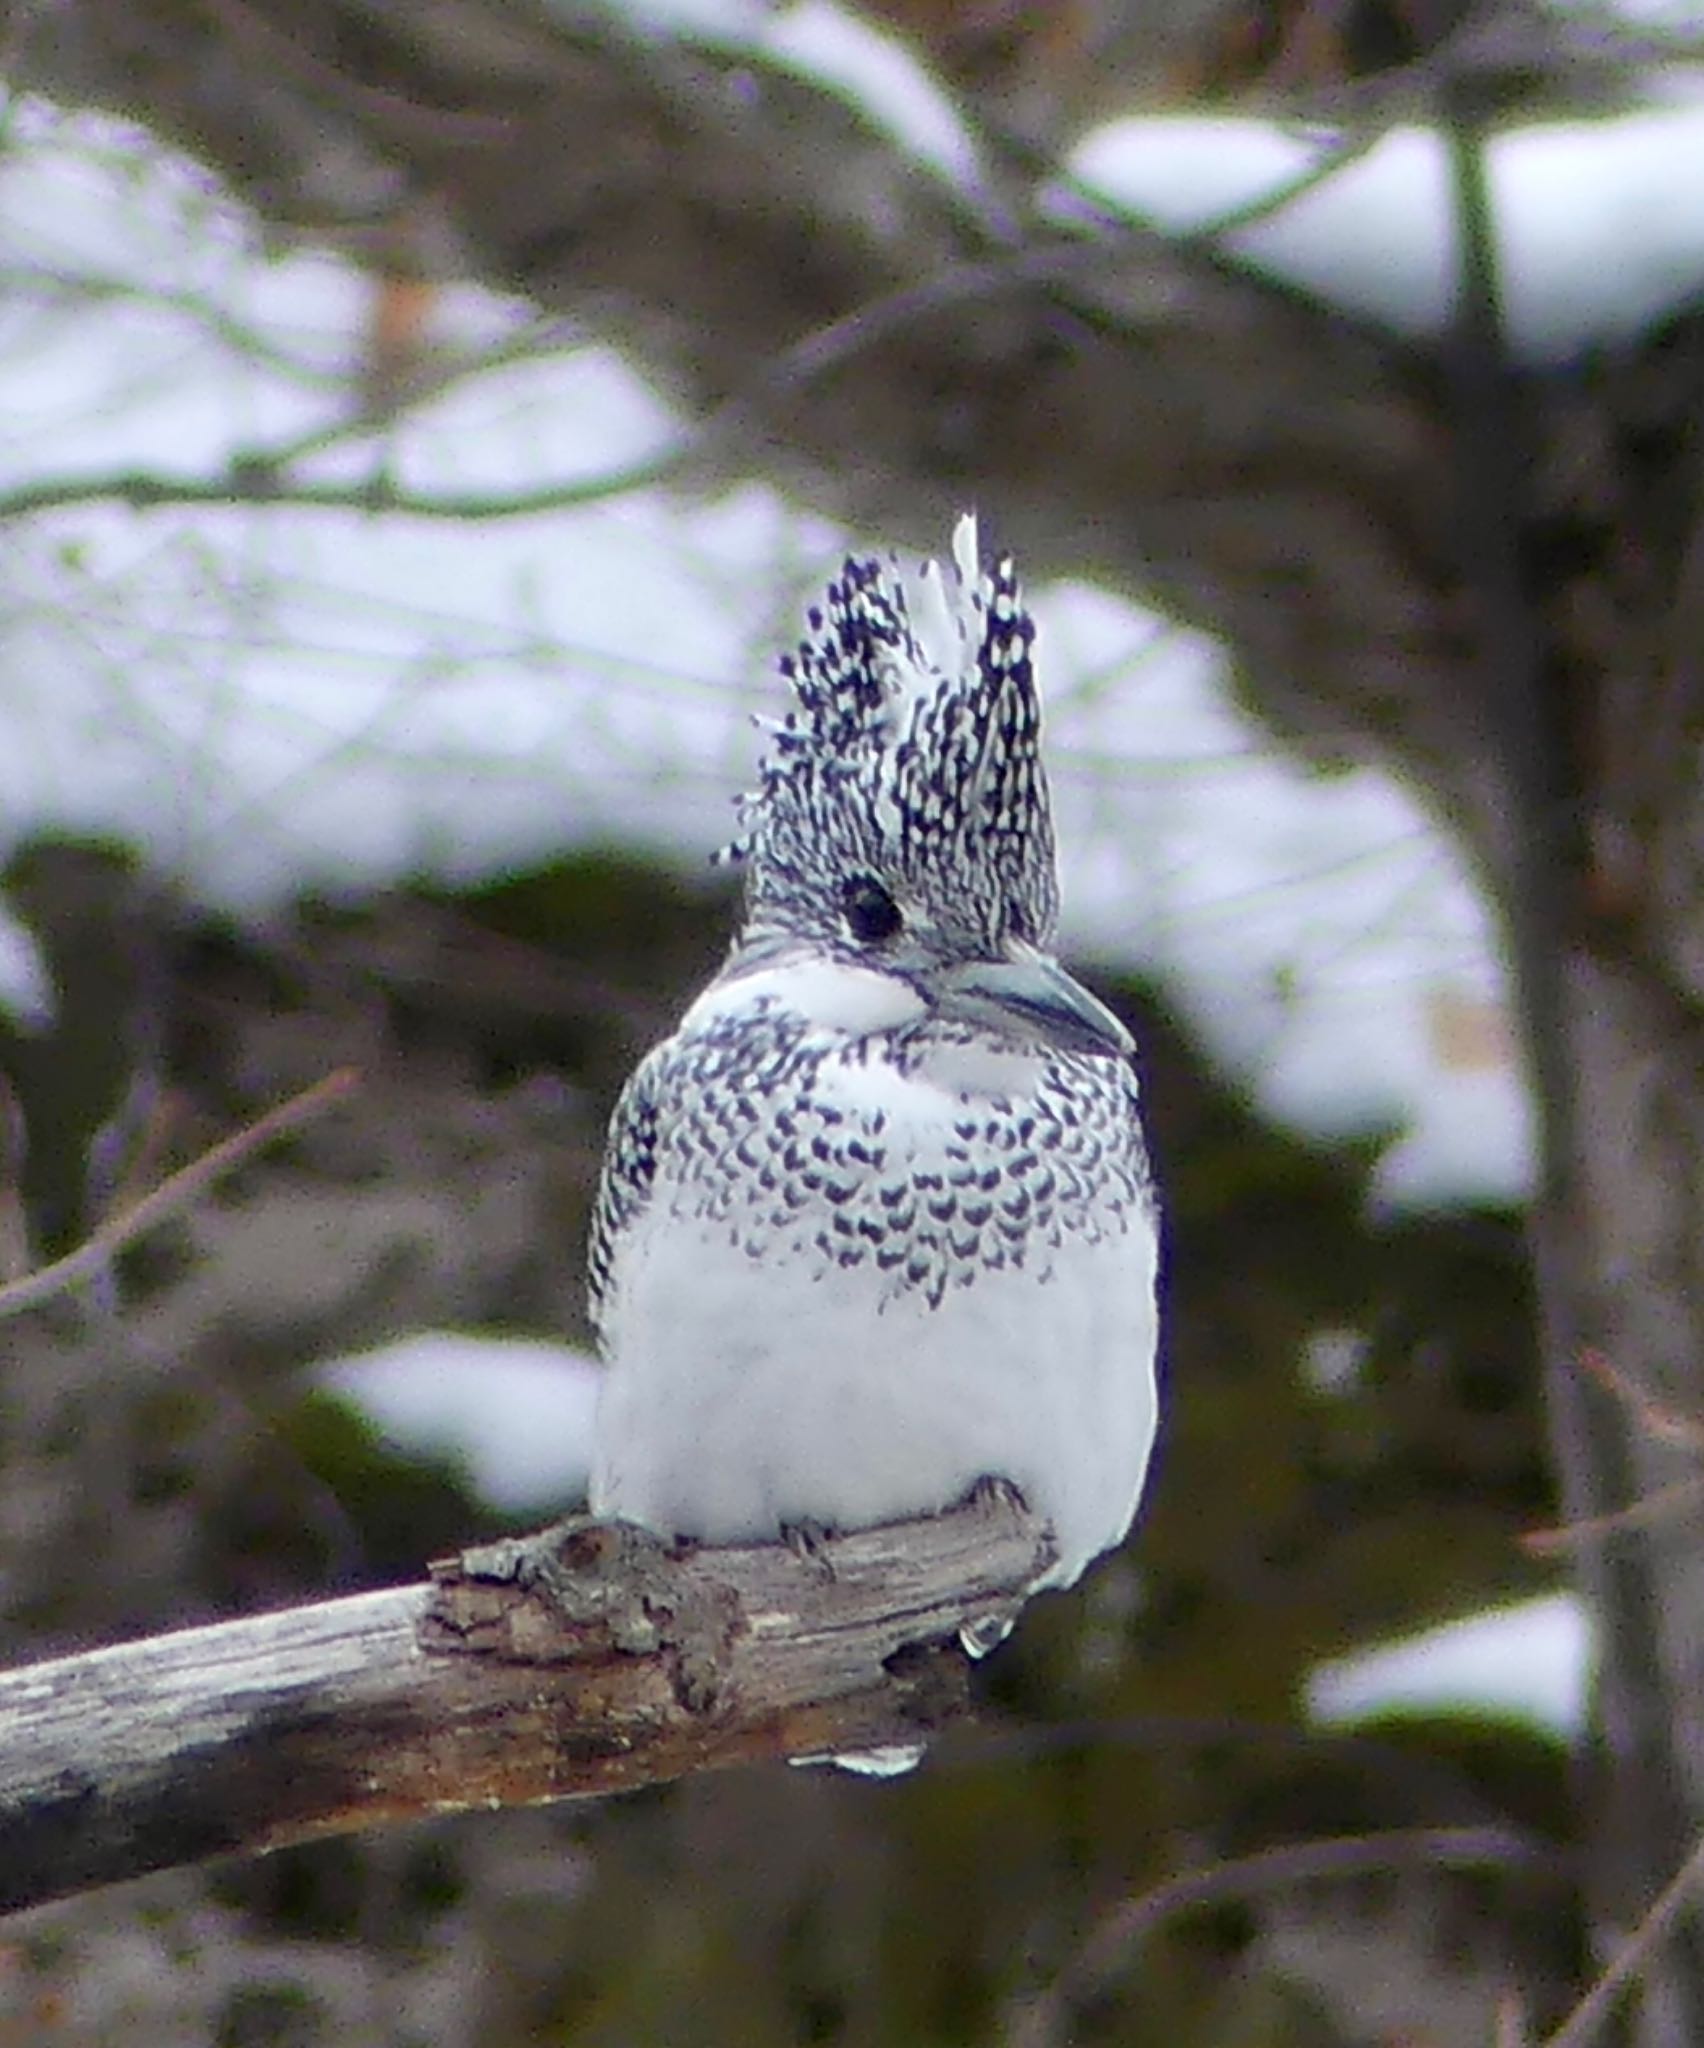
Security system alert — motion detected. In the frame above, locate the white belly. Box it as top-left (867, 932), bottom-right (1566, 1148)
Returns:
top-left (591, 1210), bottom-right (1159, 1589)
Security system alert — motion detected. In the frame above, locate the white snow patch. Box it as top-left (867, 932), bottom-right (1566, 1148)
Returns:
top-left (1307, 1592), bottom-right (1592, 1738)
top-left (317, 1332), bottom-right (601, 1512)
top-left (1300, 1326), bottom-right (1369, 1396)
top-left (0, 905), bottom-right (54, 1027)
top-left (1037, 584), bottom-right (1534, 1209)
top-left (1062, 106), bottom-right (1704, 364)
top-left (614, 0), bottom-right (776, 35)
top-left (760, 1), bottom-right (986, 191)
top-left (1368, 1062), bottom-right (1537, 1212)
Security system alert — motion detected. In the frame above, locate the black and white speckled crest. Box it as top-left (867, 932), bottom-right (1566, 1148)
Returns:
top-left (725, 517), bottom-right (1060, 956)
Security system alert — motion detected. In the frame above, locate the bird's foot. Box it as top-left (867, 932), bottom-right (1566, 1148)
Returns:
top-left (958, 1475), bottom-right (1031, 1658)
top-left (781, 1515), bottom-right (838, 1578)
top-left (964, 1473), bottom-right (1029, 1517)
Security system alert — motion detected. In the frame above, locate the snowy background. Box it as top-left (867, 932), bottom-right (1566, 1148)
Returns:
top-left (9, 0), bottom-right (1689, 1738)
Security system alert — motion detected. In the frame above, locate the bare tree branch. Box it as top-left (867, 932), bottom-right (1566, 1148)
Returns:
top-left (0, 1067), bottom-right (360, 1321)
top-left (0, 1490), bottom-right (1054, 1917)
top-left (1008, 1824), bottom-right (1562, 2048)
top-left (0, 454), bottom-right (688, 527)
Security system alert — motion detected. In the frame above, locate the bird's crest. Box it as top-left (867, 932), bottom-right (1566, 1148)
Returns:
top-left (724, 515), bottom-right (1059, 952)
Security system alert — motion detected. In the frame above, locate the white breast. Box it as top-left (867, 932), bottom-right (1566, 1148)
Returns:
top-left (591, 1022), bottom-right (1160, 1589)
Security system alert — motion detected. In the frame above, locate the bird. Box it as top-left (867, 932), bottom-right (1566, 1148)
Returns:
top-left (587, 514), bottom-right (1160, 1720)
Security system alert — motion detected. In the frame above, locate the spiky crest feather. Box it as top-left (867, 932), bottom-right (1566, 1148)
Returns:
top-left (723, 515), bottom-right (1059, 955)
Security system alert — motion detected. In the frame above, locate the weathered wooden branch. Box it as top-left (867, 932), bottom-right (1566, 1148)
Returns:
top-left (0, 1494), bottom-right (1052, 1918)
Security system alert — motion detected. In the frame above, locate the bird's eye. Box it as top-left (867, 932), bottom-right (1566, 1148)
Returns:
top-left (842, 876), bottom-right (903, 944)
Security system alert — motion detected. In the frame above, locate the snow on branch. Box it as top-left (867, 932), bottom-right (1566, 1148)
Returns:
top-left (0, 1491), bottom-right (1053, 1917)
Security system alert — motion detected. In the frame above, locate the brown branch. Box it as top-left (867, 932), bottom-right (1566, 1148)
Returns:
top-left (1523, 1349), bottom-right (1704, 1553)
top-left (0, 1066), bottom-right (360, 1320)
top-left (1522, 1474), bottom-right (1704, 1557)
top-left (0, 1490), bottom-right (1054, 1917)
top-left (1437, 67), bottom-right (1704, 2025)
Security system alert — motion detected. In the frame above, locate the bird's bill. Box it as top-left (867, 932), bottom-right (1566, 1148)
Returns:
top-left (931, 950), bottom-right (1133, 1058)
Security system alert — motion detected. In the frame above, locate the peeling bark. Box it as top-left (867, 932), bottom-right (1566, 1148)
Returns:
top-left (0, 1493), bottom-right (1054, 1915)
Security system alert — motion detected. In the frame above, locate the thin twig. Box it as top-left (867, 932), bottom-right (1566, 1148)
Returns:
top-left (0, 1067), bottom-right (359, 1320)
top-left (1521, 1351), bottom-right (1704, 1549)
top-left (0, 127), bottom-right (1427, 541)
top-left (197, 0), bottom-right (519, 145)
top-left (97, 1085), bottom-right (184, 1225)
top-left (1234, 6), bottom-right (1704, 124)
top-left (1010, 1826), bottom-right (1549, 2048)
top-left (1578, 1345), bottom-right (1704, 1455)
top-left (239, 314), bottom-right (585, 472)
top-left (1047, 125), bottom-right (1387, 250)
top-left (0, 449), bottom-right (686, 527)
top-left (1523, 1475), bottom-right (1704, 1557)
top-left (1544, 1830), bottom-right (1704, 2048)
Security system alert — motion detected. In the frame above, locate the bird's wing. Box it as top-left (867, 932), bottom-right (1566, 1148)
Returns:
top-left (586, 1044), bottom-right (665, 1344)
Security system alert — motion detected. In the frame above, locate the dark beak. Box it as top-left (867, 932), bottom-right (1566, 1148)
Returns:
top-left (932, 947), bottom-right (1132, 1058)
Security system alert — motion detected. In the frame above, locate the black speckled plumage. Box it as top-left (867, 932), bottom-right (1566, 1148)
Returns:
top-left (590, 995), bottom-right (1152, 1321)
